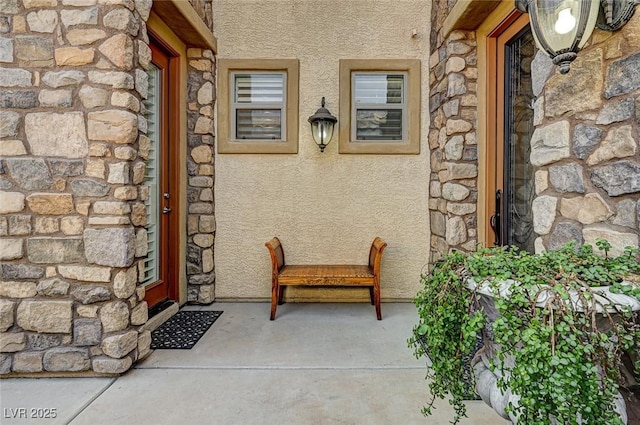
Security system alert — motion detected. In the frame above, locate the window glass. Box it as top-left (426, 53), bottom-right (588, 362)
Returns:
top-left (232, 72), bottom-right (285, 141)
top-left (142, 63), bottom-right (161, 286)
top-left (235, 109), bottom-right (282, 140)
top-left (353, 73), bottom-right (406, 142)
top-left (355, 109), bottom-right (403, 141)
top-left (354, 74), bottom-right (404, 104)
top-left (234, 73), bottom-right (284, 103)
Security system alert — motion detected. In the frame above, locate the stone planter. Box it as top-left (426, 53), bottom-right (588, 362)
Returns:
top-left (468, 279), bottom-right (640, 424)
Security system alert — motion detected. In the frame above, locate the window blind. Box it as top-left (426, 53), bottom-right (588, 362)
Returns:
top-left (235, 74), bottom-right (284, 103)
top-left (354, 74), bottom-right (404, 104)
top-left (353, 73), bottom-right (406, 141)
top-left (141, 63), bottom-right (161, 287)
top-left (232, 72), bottom-right (285, 140)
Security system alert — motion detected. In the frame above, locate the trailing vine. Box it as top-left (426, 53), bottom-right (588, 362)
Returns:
top-left (409, 241), bottom-right (640, 425)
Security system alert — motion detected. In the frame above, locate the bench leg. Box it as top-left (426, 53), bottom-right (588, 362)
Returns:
top-left (368, 287), bottom-right (375, 305)
top-left (270, 279), bottom-right (279, 320)
top-left (373, 280), bottom-right (382, 320)
top-left (278, 285), bottom-right (285, 305)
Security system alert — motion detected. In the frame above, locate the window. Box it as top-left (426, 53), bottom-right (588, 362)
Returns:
top-left (339, 59), bottom-right (420, 154)
top-left (232, 73), bottom-right (285, 140)
top-left (353, 73), bottom-right (406, 141)
top-left (218, 59), bottom-right (299, 153)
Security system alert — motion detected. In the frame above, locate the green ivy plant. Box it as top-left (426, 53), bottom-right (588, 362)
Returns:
top-left (409, 240), bottom-right (640, 425)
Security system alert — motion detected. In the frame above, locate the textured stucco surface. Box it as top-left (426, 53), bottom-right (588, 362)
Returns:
top-left (212, 0), bottom-right (432, 300)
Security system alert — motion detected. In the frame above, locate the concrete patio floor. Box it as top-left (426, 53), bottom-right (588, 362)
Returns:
top-left (1, 302), bottom-right (506, 424)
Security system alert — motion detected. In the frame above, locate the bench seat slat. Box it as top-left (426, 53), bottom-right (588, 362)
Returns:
top-left (280, 265), bottom-right (373, 278)
top-left (279, 265), bottom-right (373, 286)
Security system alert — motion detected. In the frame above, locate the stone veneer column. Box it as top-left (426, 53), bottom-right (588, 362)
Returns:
top-left (0, 0), bottom-right (155, 375)
top-left (529, 15), bottom-right (640, 255)
top-left (185, 47), bottom-right (216, 304)
top-left (428, 25), bottom-right (479, 262)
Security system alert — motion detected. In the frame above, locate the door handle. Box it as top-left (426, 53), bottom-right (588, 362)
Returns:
top-left (490, 189), bottom-right (502, 246)
top-left (162, 206), bottom-right (172, 214)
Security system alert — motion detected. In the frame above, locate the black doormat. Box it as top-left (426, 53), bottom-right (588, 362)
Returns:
top-left (151, 310), bottom-right (222, 349)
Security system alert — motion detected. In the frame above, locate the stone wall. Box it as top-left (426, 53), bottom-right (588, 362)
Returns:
top-left (0, 0), bottom-right (216, 375)
top-left (188, 0), bottom-right (212, 31)
top-left (428, 1), bottom-right (640, 261)
top-left (530, 17), bottom-right (640, 256)
top-left (428, 0), bottom-right (479, 262)
top-left (0, 0), bottom-right (155, 375)
top-left (186, 47), bottom-right (215, 304)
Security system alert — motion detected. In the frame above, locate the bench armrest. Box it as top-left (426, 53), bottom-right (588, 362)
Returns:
top-left (265, 237), bottom-right (285, 274)
top-left (369, 237), bottom-right (387, 277)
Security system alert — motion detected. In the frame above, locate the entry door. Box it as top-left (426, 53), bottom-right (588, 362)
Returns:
top-left (143, 37), bottom-right (179, 309)
top-left (487, 13), bottom-right (536, 252)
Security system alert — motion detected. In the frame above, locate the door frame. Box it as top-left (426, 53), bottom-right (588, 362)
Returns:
top-left (477, 3), bottom-right (528, 247)
top-left (144, 12), bottom-right (189, 306)
top-left (144, 35), bottom-right (180, 308)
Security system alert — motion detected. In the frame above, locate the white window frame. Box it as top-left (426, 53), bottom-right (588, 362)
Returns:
top-left (218, 59), bottom-right (299, 154)
top-left (351, 72), bottom-right (408, 143)
top-left (339, 59), bottom-right (421, 154)
top-left (230, 71), bottom-right (287, 141)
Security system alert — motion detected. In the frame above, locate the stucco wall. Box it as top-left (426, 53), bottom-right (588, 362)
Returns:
top-left (212, 0), bottom-right (432, 301)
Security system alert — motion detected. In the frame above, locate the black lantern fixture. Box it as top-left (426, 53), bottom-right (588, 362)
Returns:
top-left (308, 97), bottom-right (337, 153)
top-left (516, 0), bottom-right (639, 74)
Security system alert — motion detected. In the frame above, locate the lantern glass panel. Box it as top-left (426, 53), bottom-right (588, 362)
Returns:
top-left (531, 0), bottom-right (599, 52)
top-left (311, 120), bottom-right (335, 146)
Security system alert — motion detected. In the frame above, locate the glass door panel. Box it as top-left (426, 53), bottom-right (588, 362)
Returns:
top-left (143, 36), bottom-right (178, 310)
top-left (142, 63), bottom-right (161, 287)
top-left (503, 28), bottom-right (536, 252)
top-left (486, 12), bottom-right (536, 253)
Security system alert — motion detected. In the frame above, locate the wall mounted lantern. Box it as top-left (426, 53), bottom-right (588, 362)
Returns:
top-left (308, 97), bottom-right (337, 153)
top-left (516, 0), bottom-right (640, 74)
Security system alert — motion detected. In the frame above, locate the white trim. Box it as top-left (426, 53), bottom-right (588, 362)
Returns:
top-left (229, 71), bottom-right (287, 142)
top-left (350, 71), bottom-right (408, 143)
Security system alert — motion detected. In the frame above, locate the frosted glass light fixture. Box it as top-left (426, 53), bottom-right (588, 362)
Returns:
top-left (516, 0), bottom-right (639, 74)
top-left (308, 97), bottom-right (337, 153)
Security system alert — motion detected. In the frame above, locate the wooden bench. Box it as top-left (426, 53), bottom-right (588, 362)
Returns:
top-left (265, 237), bottom-right (387, 320)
